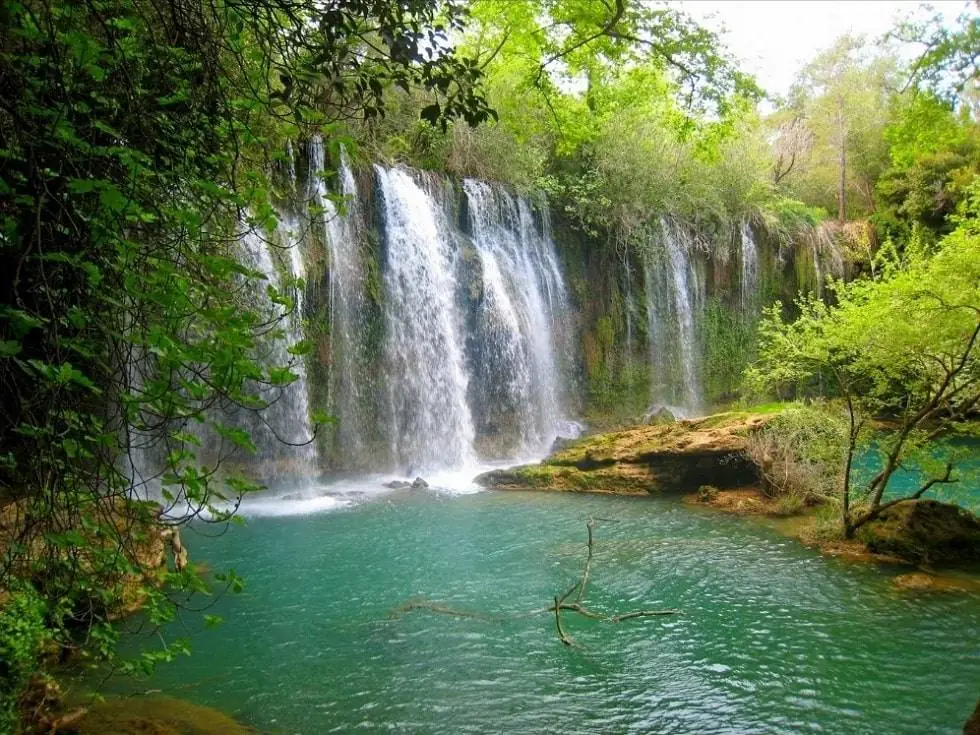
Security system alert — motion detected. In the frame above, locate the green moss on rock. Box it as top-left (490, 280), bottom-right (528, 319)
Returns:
top-left (476, 412), bottom-right (771, 495)
top-left (857, 500), bottom-right (980, 565)
top-left (76, 694), bottom-right (259, 735)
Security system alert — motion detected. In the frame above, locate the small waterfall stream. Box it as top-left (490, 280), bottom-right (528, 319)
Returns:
top-left (665, 223), bottom-right (700, 412)
top-left (375, 166), bottom-right (477, 471)
top-left (238, 225), bottom-right (319, 480)
top-left (740, 220), bottom-right (759, 310)
top-left (643, 220), bottom-right (703, 416)
top-left (310, 142), bottom-right (373, 466)
top-left (464, 180), bottom-right (570, 457)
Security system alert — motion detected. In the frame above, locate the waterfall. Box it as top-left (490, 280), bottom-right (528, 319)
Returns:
top-left (309, 141), bottom-right (374, 467)
top-left (665, 223), bottom-right (700, 412)
top-left (375, 166), bottom-right (476, 471)
top-left (119, 146), bottom-right (580, 490)
top-left (740, 220), bottom-right (759, 311)
top-left (642, 220), bottom-right (702, 416)
top-left (237, 224), bottom-right (319, 480)
top-left (463, 180), bottom-right (569, 456)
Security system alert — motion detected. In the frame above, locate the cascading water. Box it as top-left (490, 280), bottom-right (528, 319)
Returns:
top-left (309, 140), bottom-right (374, 467)
top-left (740, 220), bottom-right (759, 311)
top-left (642, 220), bottom-right (703, 416)
top-left (375, 166), bottom-right (476, 472)
top-left (665, 223), bottom-right (701, 413)
top-left (463, 181), bottom-right (570, 456)
top-left (237, 224), bottom-right (318, 481)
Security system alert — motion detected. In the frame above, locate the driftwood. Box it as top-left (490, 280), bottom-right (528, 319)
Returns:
top-left (389, 518), bottom-right (680, 646)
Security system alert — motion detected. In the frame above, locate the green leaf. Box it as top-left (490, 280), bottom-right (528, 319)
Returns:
top-left (0, 340), bottom-right (21, 357)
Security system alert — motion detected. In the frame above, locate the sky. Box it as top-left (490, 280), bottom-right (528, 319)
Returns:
top-left (679, 0), bottom-right (971, 100)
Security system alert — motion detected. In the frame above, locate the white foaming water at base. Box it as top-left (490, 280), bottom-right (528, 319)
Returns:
top-left (235, 452), bottom-right (554, 517)
top-left (239, 494), bottom-right (353, 517)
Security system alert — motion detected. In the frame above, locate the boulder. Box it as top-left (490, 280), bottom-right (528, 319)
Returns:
top-left (384, 477), bottom-right (429, 490)
top-left (857, 499), bottom-right (980, 565)
top-left (964, 698), bottom-right (980, 735)
top-left (644, 404), bottom-right (679, 425)
top-left (549, 436), bottom-right (577, 454)
top-left (75, 694), bottom-right (260, 734)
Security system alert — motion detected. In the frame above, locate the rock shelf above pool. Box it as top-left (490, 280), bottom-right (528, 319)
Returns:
top-left (475, 412), bottom-right (770, 494)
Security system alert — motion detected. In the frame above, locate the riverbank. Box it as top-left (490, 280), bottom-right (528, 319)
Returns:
top-left (477, 411), bottom-right (980, 573)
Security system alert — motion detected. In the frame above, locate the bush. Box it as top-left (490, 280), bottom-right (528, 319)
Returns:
top-left (746, 405), bottom-right (847, 504)
top-left (0, 586), bottom-right (49, 732)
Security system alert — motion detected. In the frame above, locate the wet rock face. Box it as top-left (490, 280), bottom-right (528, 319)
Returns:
top-left (857, 499), bottom-right (980, 565)
top-left (476, 412), bottom-right (769, 495)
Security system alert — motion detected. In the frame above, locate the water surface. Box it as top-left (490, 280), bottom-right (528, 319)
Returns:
top-left (116, 489), bottom-right (979, 734)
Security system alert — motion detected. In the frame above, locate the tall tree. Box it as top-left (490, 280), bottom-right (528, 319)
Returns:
top-left (781, 35), bottom-right (898, 220)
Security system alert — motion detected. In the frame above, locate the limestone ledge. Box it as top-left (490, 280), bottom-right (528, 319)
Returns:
top-left (476, 412), bottom-right (770, 495)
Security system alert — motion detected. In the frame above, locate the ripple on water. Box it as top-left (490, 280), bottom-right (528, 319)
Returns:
top-left (108, 490), bottom-right (980, 734)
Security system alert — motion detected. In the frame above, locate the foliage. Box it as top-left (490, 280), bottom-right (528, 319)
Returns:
top-left (874, 92), bottom-right (980, 242)
top-left (747, 189), bottom-right (980, 534)
top-left (0, 586), bottom-right (48, 732)
top-left (746, 405), bottom-right (847, 503)
top-left (776, 35), bottom-right (899, 221)
top-left (0, 0), bottom-right (495, 723)
top-left (699, 297), bottom-right (756, 405)
top-left (892, 5), bottom-right (980, 104)
top-left (768, 9), bottom-right (980, 253)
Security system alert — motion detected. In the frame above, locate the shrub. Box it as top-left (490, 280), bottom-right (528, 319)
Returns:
top-left (746, 405), bottom-right (847, 504)
top-left (0, 586), bottom-right (49, 732)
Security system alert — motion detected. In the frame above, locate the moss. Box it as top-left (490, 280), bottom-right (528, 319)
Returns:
top-left (477, 411), bottom-right (769, 495)
top-left (475, 463), bottom-right (653, 494)
top-left (76, 694), bottom-right (259, 735)
top-left (856, 500), bottom-right (980, 565)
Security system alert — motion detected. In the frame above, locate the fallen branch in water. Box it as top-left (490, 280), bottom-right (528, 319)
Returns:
top-left (387, 598), bottom-right (500, 622)
top-left (554, 595), bottom-right (573, 646)
top-left (610, 609), bottom-right (681, 623)
top-left (388, 518), bottom-right (680, 646)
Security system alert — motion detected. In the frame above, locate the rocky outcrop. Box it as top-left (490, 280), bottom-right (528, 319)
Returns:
top-left (856, 499), bottom-right (980, 565)
top-left (476, 412), bottom-right (770, 495)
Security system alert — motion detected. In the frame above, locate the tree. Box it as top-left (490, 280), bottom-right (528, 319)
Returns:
top-left (0, 0), bottom-right (494, 725)
top-left (874, 91), bottom-right (980, 241)
top-left (747, 185), bottom-right (980, 536)
top-left (893, 3), bottom-right (980, 109)
top-left (780, 35), bottom-right (898, 221)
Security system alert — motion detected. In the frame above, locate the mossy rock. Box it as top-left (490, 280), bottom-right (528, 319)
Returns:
top-left (546, 412), bottom-right (771, 469)
top-left (857, 500), bottom-right (980, 565)
top-left (475, 464), bottom-right (653, 494)
top-left (73, 695), bottom-right (259, 735)
top-left (476, 411), bottom-right (771, 495)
